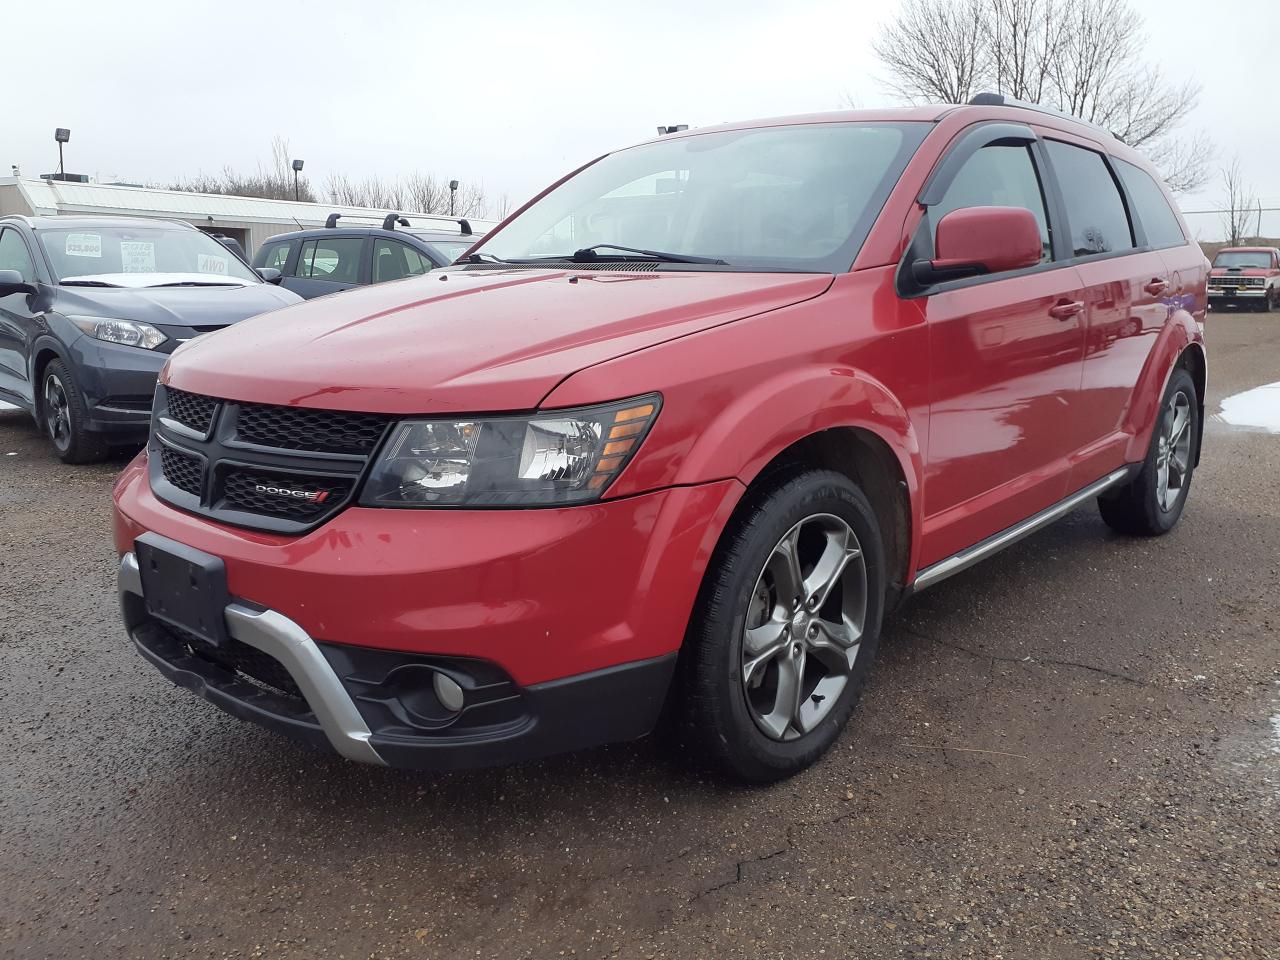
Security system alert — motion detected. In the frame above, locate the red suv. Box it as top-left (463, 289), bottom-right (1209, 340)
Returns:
top-left (113, 96), bottom-right (1207, 782)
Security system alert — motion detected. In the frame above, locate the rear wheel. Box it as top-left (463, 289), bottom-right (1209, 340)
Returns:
top-left (1098, 367), bottom-right (1198, 536)
top-left (678, 469), bottom-right (886, 782)
top-left (41, 360), bottom-right (109, 464)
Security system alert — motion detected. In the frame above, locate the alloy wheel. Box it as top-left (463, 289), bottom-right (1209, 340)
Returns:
top-left (1155, 389), bottom-right (1193, 512)
top-left (44, 372), bottom-right (72, 450)
top-left (741, 513), bottom-right (867, 741)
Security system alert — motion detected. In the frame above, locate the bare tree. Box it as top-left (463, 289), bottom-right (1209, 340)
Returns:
top-left (324, 172), bottom-right (490, 218)
top-left (166, 136), bottom-right (317, 202)
top-left (1220, 157), bottom-right (1258, 247)
top-left (872, 0), bottom-right (1210, 192)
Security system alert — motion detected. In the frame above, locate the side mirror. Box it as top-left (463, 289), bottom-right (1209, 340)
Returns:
top-left (912, 206), bottom-right (1042, 286)
top-left (0, 269), bottom-right (36, 297)
top-left (256, 267), bottom-right (284, 285)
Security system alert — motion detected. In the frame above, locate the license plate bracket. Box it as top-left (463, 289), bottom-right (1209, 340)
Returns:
top-left (135, 532), bottom-right (231, 647)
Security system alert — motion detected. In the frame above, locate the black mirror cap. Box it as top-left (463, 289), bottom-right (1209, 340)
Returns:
top-left (256, 267), bottom-right (284, 285)
top-left (0, 269), bottom-right (36, 297)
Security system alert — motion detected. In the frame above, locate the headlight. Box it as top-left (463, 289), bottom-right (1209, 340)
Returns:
top-left (360, 395), bottom-right (661, 507)
top-left (68, 315), bottom-right (167, 350)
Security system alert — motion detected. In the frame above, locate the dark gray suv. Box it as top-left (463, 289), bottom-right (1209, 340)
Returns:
top-left (251, 213), bottom-right (483, 300)
top-left (0, 215), bottom-right (301, 463)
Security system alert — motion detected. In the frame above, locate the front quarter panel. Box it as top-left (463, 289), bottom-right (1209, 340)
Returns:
top-left (543, 269), bottom-right (929, 573)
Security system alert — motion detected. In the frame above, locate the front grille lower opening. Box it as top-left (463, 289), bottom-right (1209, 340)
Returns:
top-left (159, 445), bottom-right (203, 497)
top-left (169, 622), bottom-right (304, 700)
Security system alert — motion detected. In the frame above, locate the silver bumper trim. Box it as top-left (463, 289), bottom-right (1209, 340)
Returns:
top-left (119, 552), bottom-right (385, 765)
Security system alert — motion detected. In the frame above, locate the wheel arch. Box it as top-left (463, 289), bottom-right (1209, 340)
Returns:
top-left (673, 366), bottom-right (924, 606)
top-left (28, 337), bottom-right (70, 423)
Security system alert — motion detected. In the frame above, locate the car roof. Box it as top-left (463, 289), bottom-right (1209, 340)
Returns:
top-left (262, 225), bottom-right (481, 243)
top-left (3, 214), bottom-right (198, 231)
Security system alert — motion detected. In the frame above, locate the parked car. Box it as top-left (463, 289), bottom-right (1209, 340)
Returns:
top-left (251, 214), bottom-right (483, 299)
top-left (113, 96), bottom-right (1207, 782)
top-left (0, 216), bottom-right (301, 462)
top-left (1207, 246), bottom-right (1280, 310)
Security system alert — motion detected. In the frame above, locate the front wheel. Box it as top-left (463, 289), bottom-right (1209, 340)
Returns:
top-left (1098, 367), bottom-right (1198, 536)
top-left (678, 469), bottom-right (886, 782)
top-left (41, 360), bottom-right (109, 464)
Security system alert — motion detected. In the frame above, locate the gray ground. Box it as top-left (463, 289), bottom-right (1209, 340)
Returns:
top-left (2, 313), bottom-right (1277, 960)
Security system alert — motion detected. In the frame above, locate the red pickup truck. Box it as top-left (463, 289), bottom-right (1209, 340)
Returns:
top-left (1208, 246), bottom-right (1280, 310)
top-left (113, 95), bottom-right (1207, 781)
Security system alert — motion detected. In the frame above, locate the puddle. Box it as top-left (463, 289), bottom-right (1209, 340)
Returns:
top-left (1214, 381), bottom-right (1280, 433)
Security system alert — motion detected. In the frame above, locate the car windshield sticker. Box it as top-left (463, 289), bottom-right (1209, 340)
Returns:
top-left (197, 253), bottom-right (229, 275)
top-left (120, 241), bottom-right (156, 273)
top-left (65, 234), bottom-right (102, 258)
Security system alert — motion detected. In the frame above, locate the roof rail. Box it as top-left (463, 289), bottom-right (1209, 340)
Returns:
top-left (382, 213), bottom-right (410, 231)
top-left (325, 213), bottom-right (341, 228)
top-left (459, 218), bottom-right (472, 236)
top-left (967, 92), bottom-right (1118, 139)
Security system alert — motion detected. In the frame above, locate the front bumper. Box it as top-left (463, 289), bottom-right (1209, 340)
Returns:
top-left (1207, 287), bottom-right (1267, 299)
top-left (119, 551), bottom-right (678, 769)
top-left (67, 336), bottom-right (166, 437)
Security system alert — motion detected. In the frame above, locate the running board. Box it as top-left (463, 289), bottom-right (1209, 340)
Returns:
top-left (911, 468), bottom-right (1131, 593)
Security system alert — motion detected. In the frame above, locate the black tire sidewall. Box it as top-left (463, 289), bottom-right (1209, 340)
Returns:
top-left (42, 360), bottom-right (106, 464)
top-left (690, 469), bottom-right (886, 781)
top-left (1138, 367), bottom-right (1198, 533)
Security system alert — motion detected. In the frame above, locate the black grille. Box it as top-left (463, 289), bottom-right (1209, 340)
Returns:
top-left (166, 388), bottom-right (218, 434)
top-left (171, 623), bottom-right (304, 699)
top-left (236, 402), bottom-right (390, 455)
top-left (222, 470), bottom-right (352, 520)
top-left (160, 445), bottom-right (204, 497)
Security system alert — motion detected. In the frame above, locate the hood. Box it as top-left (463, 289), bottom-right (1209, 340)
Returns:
top-left (54, 281), bottom-right (302, 329)
top-left (1211, 267), bottom-right (1272, 277)
top-left (165, 268), bottom-right (833, 413)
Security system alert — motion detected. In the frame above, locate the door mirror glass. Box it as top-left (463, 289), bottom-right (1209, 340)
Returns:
top-left (914, 206), bottom-right (1043, 285)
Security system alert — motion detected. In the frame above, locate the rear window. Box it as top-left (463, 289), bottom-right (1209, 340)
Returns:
top-left (1114, 160), bottom-right (1185, 249)
top-left (1045, 140), bottom-right (1134, 257)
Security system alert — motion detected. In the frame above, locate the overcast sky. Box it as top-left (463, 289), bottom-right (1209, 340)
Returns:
top-left (5, 0), bottom-right (1275, 238)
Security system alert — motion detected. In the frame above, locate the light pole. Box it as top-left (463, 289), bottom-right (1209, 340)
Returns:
top-left (291, 158), bottom-right (304, 202)
top-left (54, 128), bottom-right (70, 178)
top-left (449, 179), bottom-right (459, 217)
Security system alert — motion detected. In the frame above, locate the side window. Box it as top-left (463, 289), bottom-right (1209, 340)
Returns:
top-left (372, 240), bottom-right (431, 283)
top-left (256, 241), bottom-right (294, 273)
top-left (296, 237), bottom-right (364, 283)
top-left (932, 144), bottom-right (1052, 263)
top-left (0, 228), bottom-right (37, 282)
top-left (1045, 141), bottom-right (1134, 257)
top-left (1113, 159), bottom-right (1185, 249)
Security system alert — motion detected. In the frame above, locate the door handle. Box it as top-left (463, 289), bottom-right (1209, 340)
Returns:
top-left (1049, 299), bottom-right (1085, 320)
top-left (1144, 278), bottom-right (1169, 296)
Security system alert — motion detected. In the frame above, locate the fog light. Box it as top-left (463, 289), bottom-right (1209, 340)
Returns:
top-left (433, 672), bottom-right (464, 713)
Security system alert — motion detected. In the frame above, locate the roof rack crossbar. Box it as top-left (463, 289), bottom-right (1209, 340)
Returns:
top-left (458, 218), bottom-right (472, 236)
top-left (325, 213), bottom-right (341, 228)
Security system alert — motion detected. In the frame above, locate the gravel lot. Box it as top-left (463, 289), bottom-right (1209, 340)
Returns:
top-left (2, 313), bottom-right (1277, 960)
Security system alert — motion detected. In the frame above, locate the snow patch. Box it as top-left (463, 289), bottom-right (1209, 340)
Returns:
top-left (1217, 381), bottom-right (1280, 434)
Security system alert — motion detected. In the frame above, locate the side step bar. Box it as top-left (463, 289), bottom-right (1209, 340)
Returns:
top-left (911, 468), bottom-right (1131, 593)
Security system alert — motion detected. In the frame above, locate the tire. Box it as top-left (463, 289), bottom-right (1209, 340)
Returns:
top-left (40, 360), bottom-right (110, 464)
top-left (1098, 367), bottom-right (1198, 536)
top-left (677, 469), bottom-right (886, 783)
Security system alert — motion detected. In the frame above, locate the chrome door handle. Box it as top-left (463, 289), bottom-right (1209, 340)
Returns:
top-left (1049, 300), bottom-right (1085, 320)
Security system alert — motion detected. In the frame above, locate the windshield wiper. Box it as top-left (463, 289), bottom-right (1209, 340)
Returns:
top-left (148, 280), bottom-right (241, 287)
top-left (455, 252), bottom-right (509, 264)
top-left (560, 244), bottom-right (727, 265)
top-left (60, 279), bottom-right (122, 288)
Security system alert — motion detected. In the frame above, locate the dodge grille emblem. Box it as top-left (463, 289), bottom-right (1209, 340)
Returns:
top-left (254, 483), bottom-right (330, 504)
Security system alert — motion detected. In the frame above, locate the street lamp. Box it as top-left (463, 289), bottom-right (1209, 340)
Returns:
top-left (291, 158), bottom-right (304, 202)
top-left (449, 179), bottom-right (459, 217)
top-left (54, 128), bottom-right (70, 178)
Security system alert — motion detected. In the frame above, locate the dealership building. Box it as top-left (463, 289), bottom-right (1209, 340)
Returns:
top-left (0, 177), bottom-right (481, 257)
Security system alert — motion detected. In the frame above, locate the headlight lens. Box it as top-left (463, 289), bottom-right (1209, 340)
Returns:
top-left (69, 315), bottom-right (167, 350)
top-left (361, 395), bottom-right (660, 507)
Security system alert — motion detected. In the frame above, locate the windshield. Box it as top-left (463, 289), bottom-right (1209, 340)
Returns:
top-left (475, 122), bottom-right (929, 272)
top-left (37, 225), bottom-right (260, 284)
top-left (422, 239), bottom-right (476, 263)
top-left (1214, 251), bottom-right (1273, 269)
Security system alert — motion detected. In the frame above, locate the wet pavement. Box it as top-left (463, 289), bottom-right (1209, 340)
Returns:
top-left (2, 313), bottom-right (1278, 959)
